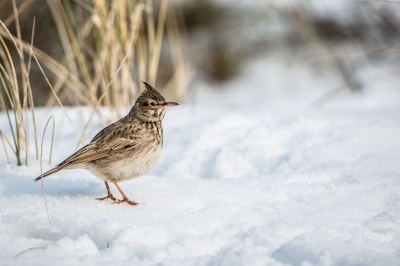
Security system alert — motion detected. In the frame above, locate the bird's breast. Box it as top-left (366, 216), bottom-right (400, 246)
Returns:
top-left (87, 123), bottom-right (164, 182)
top-left (108, 142), bottom-right (162, 182)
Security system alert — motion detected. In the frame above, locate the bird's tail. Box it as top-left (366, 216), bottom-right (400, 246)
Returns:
top-left (34, 166), bottom-right (62, 182)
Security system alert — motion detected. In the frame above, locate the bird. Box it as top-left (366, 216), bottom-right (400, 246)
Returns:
top-left (34, 82), bottom-right (179, 205)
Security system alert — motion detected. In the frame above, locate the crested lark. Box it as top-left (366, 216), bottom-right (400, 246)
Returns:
top-left (34, 82), bottom-right (178, 205)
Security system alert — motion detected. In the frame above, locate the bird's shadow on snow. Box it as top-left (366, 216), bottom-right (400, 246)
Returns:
top-left (0, 173), bottom-right (103, 198)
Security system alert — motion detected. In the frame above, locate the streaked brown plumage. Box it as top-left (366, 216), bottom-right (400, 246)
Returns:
top-left (34, 82), bottom-right (178, 205)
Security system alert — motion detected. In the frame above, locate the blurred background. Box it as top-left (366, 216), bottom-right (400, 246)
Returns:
top-left (1, 0), bottom-right (400, 111)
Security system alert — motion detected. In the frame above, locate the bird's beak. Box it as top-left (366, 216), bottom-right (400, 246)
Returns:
top-left (163, 102), bottom-right (179, 108)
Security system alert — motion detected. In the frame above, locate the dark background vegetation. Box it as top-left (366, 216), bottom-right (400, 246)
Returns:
top-left (1, 0), bottom-right (400, 107)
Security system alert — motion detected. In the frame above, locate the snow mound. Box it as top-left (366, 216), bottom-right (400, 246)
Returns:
top-left (1, 94), bottom-right (400, 265)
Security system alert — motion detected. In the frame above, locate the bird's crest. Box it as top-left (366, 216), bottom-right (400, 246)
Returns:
top-left (139, 81), bottom-right (165, 102)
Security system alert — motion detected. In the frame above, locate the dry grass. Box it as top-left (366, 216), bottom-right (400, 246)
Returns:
top-left (44, 0), bottom-right (189, 115)
top-left (39, 115), bottom-right (56, 226)
top-left (0, 1), bottom-right (38, 166)
top-left (0, 0), bottom-right (189, 165)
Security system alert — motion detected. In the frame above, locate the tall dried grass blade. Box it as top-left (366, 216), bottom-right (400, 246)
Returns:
top-left (40, 116), bottom-right (55, 226)
top-left (137, 36), bottom-right (147, 84)
top-left (49, 117), bottom-right (55, 164)
top-left (31, 50), bottom-right (85, 145)
top-left (57, 0), bottom-right (93, 92)
top-left (0, 129), bottom-right (17, 156)
top-left (145, 0), bottom-right (155, 55)
top-left (3, 0), bottom-right (35, 27)
top-left (0, 130), bottom-right (11, 164)
top-left (0, 22), bottom-right (20, 105)
top-left (12, 0), bottom-right (30, 165)
top-left (149, 0), bottom-right (169, 85)
top-left (0, 70), bottom-right (21, 165)
top-left (0, 62), bottom-right (15, 109)
top-left (0, 7), bottom-right (89, 105)
top-left (46, 0), bottom-right (80, 85)
top-left (76, 41), bottom-right (134, 149)
top-left (27, 18), bottom-right (39, 160)
top-left (0, 29), bottom-right (92, 105)
top-left (166, 3), bottom-right (189, 102)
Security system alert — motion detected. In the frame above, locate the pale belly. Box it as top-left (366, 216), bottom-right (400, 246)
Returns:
top-left (86, 144), bottom-right (162, 182)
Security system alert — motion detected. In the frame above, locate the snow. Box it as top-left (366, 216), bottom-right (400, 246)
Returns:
top-left (1, 58), bottom-right (400, 265)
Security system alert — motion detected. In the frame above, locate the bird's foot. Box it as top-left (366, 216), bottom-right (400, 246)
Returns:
top-left (114, 197), bottom-right (139, 206)
top-left (95, 194), bottom-right (117, 202)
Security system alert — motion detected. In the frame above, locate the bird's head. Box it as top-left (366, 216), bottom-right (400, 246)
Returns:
top-left (130, 82), bottom-right (179, 122)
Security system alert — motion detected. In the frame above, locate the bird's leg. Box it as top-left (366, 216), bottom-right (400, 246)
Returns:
top-left (112, 181), bottom-right (138, 206)
top-left (95, 181), bottom-right (116, 202)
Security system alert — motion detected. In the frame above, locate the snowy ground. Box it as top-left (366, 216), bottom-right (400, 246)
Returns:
top-left (1, 58), bottom-right (400, 265)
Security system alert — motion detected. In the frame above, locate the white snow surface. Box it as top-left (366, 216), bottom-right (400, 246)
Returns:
top-left (1, 64), bottom-right (400, 265)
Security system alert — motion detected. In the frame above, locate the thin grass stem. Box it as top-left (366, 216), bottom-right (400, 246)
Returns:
top-left (31, 50), bottom-right (85, 146)
top-left (0, 130), bottom-right (11, 164)
top-left (40, 116), bottom-right (56, 226)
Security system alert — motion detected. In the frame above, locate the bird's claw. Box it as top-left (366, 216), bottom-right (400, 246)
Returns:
top-left (113, 198), bottom-right (139, 206)
top-left (95, 194), bottom-right (117, 202)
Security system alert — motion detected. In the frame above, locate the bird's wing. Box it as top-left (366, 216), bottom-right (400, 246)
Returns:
top-left (34, 117), bottom-right (143, 182)
top-left (57, 121), bottom-right (142, 168)
top-left (34, 136), bottom-right (141, 182)
top-left (63, 137), bottom-right (141, 166)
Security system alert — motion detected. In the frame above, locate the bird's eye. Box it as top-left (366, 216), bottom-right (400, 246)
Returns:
top-left (149, 102), bottom-right (155, 106)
